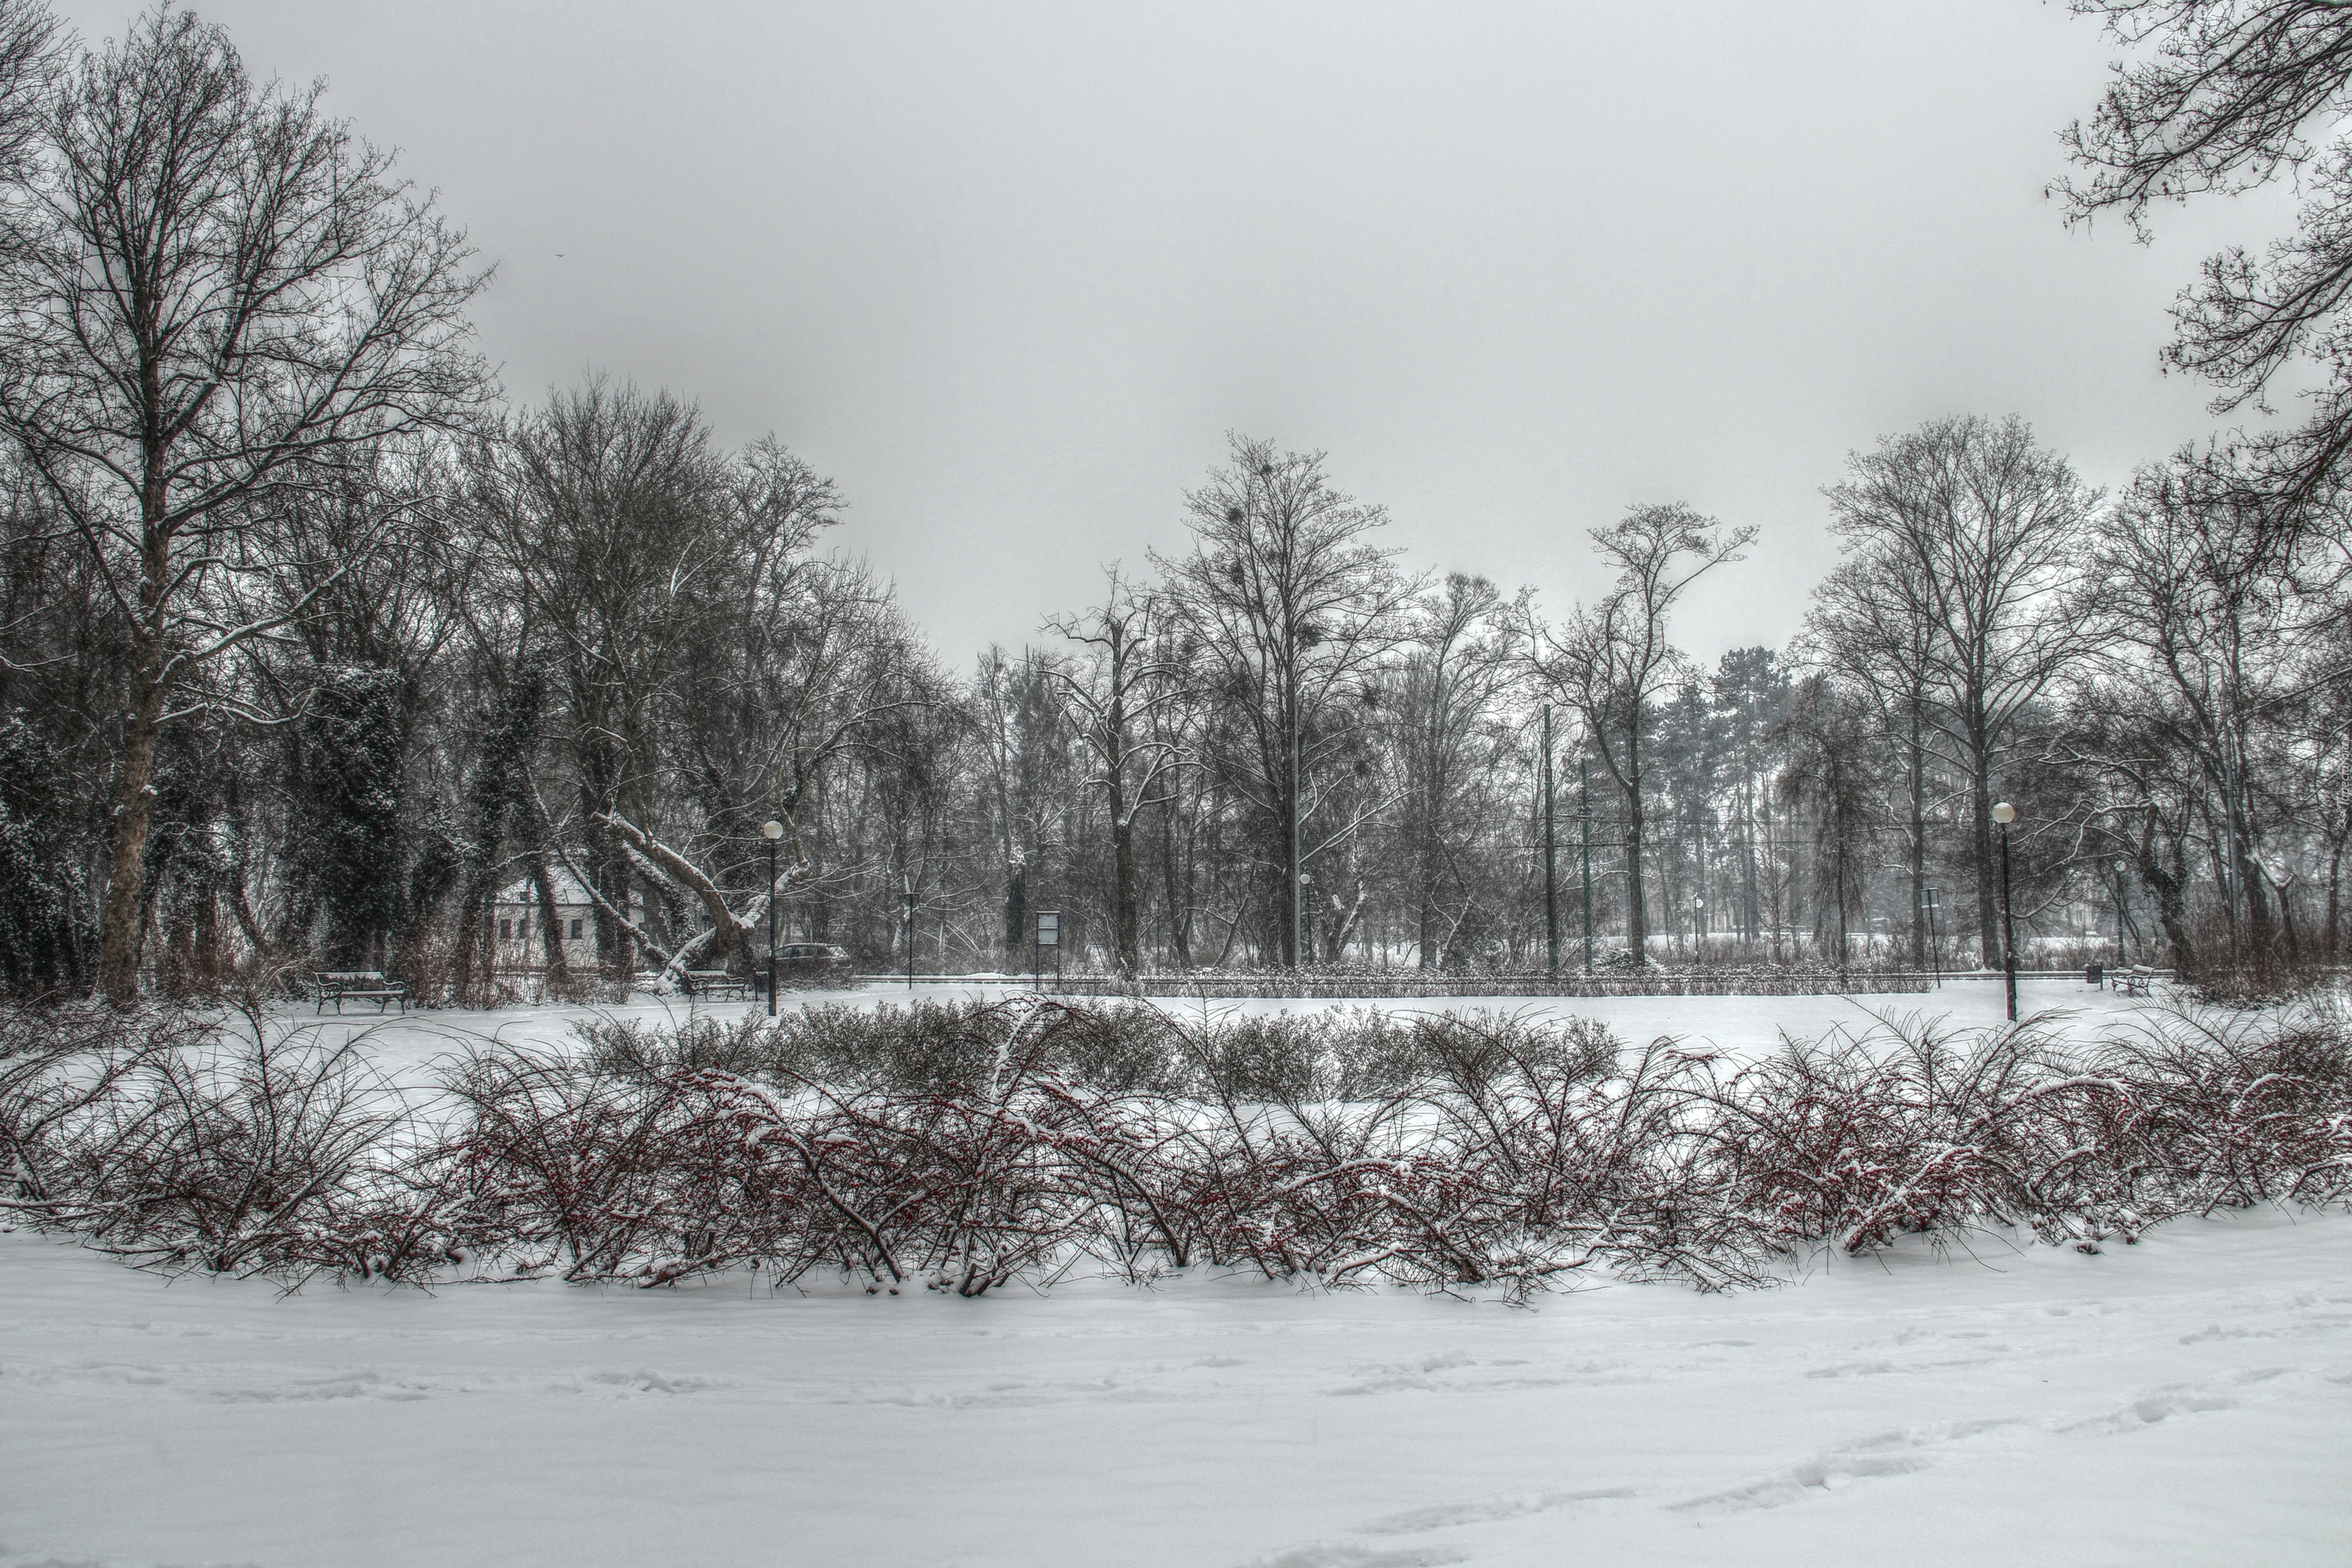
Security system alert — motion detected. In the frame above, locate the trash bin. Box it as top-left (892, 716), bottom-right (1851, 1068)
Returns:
top-left (2086, 962), bottom-right (2105, 988)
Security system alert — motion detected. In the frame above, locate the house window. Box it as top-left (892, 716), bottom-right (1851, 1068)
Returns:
top-left (570, 918), bottom-right (584, 940)
top-left (498, 919), bottom-right (511, 939)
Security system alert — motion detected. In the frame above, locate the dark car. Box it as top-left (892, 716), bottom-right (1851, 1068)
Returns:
top-left (768, 941), bottom-right (854, 989)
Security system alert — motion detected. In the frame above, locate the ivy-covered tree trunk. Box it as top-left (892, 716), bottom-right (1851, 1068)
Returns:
top-left (451, 675), bottom-right (543, 1006)
top-left (299, 665), bottom-right (411, 970)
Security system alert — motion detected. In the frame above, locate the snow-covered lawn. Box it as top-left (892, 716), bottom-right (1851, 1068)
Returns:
top-left (319, 973), bottom-right (2166, 1087)
top-left (9, 980), bottom-right (2340, 1567)
top-left (4, 1208), bottom-right (2346, 1567)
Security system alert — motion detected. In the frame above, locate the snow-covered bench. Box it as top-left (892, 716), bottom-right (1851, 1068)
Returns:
top-left (2113, 965), bottom-right (2156, 997)
top-left (680, 969), bottom-right (750, 1001)
top-left (314, 970), bottom-right (407, 1014)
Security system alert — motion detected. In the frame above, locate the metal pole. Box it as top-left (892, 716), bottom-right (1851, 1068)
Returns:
top-left (1579, 758), bottom-right (1594, 973)
top-left (766, 835), bottom-right (778, 1017)
top-left (2000, 825), bottom-right (2018, 1022)
top-left (1542, 705), bottom-right (1558, 979)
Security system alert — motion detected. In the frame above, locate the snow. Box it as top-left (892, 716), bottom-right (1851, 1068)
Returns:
top-left (3, 1208), bottom-right (2346, 1566)
top-left (320, 973), bottom-right (2165, 1088)
top-left (10, 979), bottom-right (2337, 1567)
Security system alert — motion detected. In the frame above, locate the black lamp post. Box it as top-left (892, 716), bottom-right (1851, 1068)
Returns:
top-left (761, 820), bottom-right (783, 1017)
top-left (1692, 895), bottom-right (1704, 967)
top-left (1993, 800), bottom-right (2018, 1022)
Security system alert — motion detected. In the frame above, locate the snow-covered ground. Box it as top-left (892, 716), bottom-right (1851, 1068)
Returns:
top-left (4, 1208), bottom-right (2346, 1567)
top-left (10, 979), bottom-right (2337, 1567)
top-left (317, 973), bottom-right (2165, 1088)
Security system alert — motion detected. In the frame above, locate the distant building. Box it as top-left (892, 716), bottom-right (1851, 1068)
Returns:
top-left (492, 869), bottom-right (645, 970)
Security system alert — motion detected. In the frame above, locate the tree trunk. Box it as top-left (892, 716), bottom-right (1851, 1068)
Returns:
top-left (1907, 698), bottom-right (1926, 968)
top-left (1159, 797), bottom-right (1192, 969)
top-left (2326, 835), bottom-right (2345, 961)
top-left (528, 853), bottom-right (571, 995)
top-left (97, 648), bottom-right (168, 1003)
top-left (2140, 843), bottom-right (2195, 978)
top-left (1623, 780), bottom-right (1648, 965)
top-left (1004, 854), bottom-right (1027, 968)
top-left (1971, 755), bottom-right (1997, 967)
top-left (1112, 821), bottom-right (1139, 978)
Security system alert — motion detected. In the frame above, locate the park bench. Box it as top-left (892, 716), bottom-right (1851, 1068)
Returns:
top-left (2113, 964), bottom-right (2157, 997)
top-left (315, 970), bottom-right (407, 1014)
top-left (680, 969), bottom-right (750, 1001)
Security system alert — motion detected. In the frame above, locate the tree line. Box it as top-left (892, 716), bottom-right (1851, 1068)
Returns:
top-left (1, 2), bottom-right (2348, 1001)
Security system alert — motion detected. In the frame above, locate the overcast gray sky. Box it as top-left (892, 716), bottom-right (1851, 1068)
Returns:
top-left (56, 1), bottom-right (2293, 668)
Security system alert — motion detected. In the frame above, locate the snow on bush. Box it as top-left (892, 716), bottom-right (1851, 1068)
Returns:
top-left (4, 996), bottom-right (2348, 1297)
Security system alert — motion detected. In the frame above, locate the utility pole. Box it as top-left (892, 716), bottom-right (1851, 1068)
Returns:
top-left (1579, 756), bottom-right (1594, 973)
top-left (1542, 704), bottom-right (1558, 979)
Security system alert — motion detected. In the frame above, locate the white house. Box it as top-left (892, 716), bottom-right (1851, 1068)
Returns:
top-left (492, 869), bottom-right (644, 970)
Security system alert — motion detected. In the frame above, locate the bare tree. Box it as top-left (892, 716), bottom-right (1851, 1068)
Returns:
top-left (1047, 570), bottom-right (1185, 978)
top-left (1390, 573), bottom-right (1517, 968)
top-left (1157, 436), bottom-right (1416, 967)
top-left (1531, 504), bottom-right (1752, 964)
top-left (481, 383), bottom-right (741, 984)
top-left (0, 0), bottom-right (53, 197)
top-left (2059, 1), bottom-right (2352, 505)
top-left (1825, 417), bottom-right (2101, 965)
top-left (1802, 548), bottom-right (1939, 965)
top-left (0, 12), bottom-right (487, 1000)
top-left (1774, 674), bottom-right (1883, 967)
top-left (2093, 452), bottom-right (2340, 964)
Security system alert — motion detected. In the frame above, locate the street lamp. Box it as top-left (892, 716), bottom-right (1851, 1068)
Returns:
top-left (761, 820), bottom-right (784, 1017)
top-left (1692, 895), bottom-right (1704, 967)
top-left (1992, 801), bottom-right (2018, 1022)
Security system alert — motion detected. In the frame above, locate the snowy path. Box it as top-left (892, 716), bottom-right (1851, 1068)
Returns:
top-left (4, 1210), bottom-right (2346, 1567)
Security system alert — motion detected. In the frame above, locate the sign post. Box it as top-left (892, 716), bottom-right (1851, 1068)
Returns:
top-left (1034, 909), bottom-right (1060, 992)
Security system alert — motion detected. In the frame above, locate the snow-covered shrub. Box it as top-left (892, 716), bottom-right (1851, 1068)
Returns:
top-left (1, 1003), bottom-right (429, 1278)
top-left (8, 997), bottom-right (2350, 1298)
top-left (2097, 1007), bottom-right (2352, 1215)
top-left (1703, 1014), bottom-right (2141, 1254)
top-left (440, 1044), bottom-right (807, 1284)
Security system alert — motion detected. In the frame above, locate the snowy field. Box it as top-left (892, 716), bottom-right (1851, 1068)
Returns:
top-left (4, 1209), bottom-right (2346, 1567)
top-left (7, 979), bottom-right (2343, 1568)
top-left (314, 973), bottom-right (2166, 1088)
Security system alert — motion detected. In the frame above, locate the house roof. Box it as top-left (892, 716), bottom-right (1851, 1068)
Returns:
top-left (496, 869), bottom-right (642, 908)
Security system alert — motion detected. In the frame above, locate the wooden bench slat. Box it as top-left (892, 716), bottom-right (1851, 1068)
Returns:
top-left (680, 968), bottom-right (750, 1000)
top-left (315, 970), bottom-right (409, 1014)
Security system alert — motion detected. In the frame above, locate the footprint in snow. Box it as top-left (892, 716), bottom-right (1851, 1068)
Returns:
top-left (1238, 1544), bottom-right (1467, 1568)
top-left (1671, 1417), bottom-right (2026, 1512)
